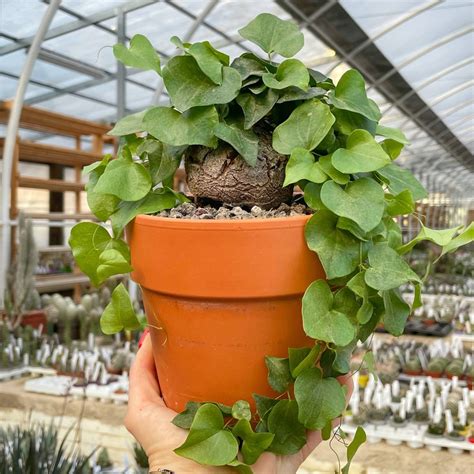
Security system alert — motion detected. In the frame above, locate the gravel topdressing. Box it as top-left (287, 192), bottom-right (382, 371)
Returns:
top-left (157, 202), bottom-right (313, 220)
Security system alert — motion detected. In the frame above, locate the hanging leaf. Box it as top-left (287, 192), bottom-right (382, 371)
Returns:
top-left (232, 419), bottom-right (274, 465)
top-left (294, 367), bottom-right (346, 430)
top-left (100, 283), bottom-right (141, 334)
top-left (305, 211), bottom-right (360, 279)
top-left (174, 404), bottom-right (239, 466)
top-left (328, 69), bottom-right (381, 121)
top-left (320, 177), bottom-right (385, 232)
top-left (273, 100), bottom-right (335, 155)
top-left (439, 222), bottom-right (474, 257)
top-left (172, 401), bottom-right (202, 429)
top-left (96, 248), bottom-right (133, 282)
top-left (376, 163), bottom-right (427, 201)
top-left (253, 394), bottom-right (278, 423)
top-left (238, 13), bottom-right (304, 58)
top-left (284, 148), bottom-right (327, 186)
top-left (331, 129), bottom-right (391, 173)
top-left (264, 356), bottom-right (292, 393)
top-left (162, 56), bottom-right (241, 112)
top-left (341, 427), bottom-right (367, 474)
top-left (382, 289), bottom-right (410, 336)
top-left (375, 124), bottom-right (409, 144)
top-left (108, 109), bottom-right (149, 136)
top-left (267, 400), bottom-right (306, 455)
top-left (385, 189), bottom-right (415, 217)
top-left (398, 224), bottom-right (463, 255)
top-left (332, 108), bottom-right (376, 136)
top-left (113, 34), bottom-right (161, 74)
top-left (289, 345), bottom-right (321, 378)
top-left (365, 243), bottom-right (421, 291)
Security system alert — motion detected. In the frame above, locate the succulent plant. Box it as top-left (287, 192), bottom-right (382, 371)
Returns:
top-left (368, 406), bottom-right (390, 422)
top-left (445, 360), bottom-right (464, 378)
top-left (96, 447), bottom-right (112, 468)
top-left (427, 420), bottom-right (445, 436)
top-left (414, 407), bottom-right (429, 423)
top-left (405, 357), bottom-right (422, 373)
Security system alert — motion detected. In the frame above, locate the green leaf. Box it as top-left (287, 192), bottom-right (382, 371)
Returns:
top-left (175, 404), bottom-right (239, 466)
top-left (187, 41), bottom-right (229, 85)
top-left (284, 148), bottom-right (327, 186)
top-left (382, 289), bottom-right (410, 336)
top-left (365, 243), bottom-right (421, 291)
top-left (319, 154), bottom-right (349, 185)
top-left (304, 182), bottom-right (326, 210)
top-left (267, 400), bottom-right (306, 455)
top-left (398, 224), bottom-right (463, 255)
top-left (305, 211), bottom-right (360, 279)
top-left (253, 394), bottom-right (278, 423)
top-left (356, 301), bottom-right (373, 324)
top-left (236, 88), bottom-right (279, 129)
top-left (289, 344), bottom-right (322, 378)
top-left (230, 53), bottom-right (271, 80)
top-left (362, 351), bottom-right (377, 380)
top-left (100, 283), bottom-right (141, 334)
top-left (148, 144), bottom-right (185, 185)
top-left (295, 368), bottom-right (346, 430)
top-left (385, 189), bottom-right (415, 217)
top-left (333, 287), bottom-right (359, 323)
top-left (163, 56), bottom-right (241, 112)
top-left (320, 177), bottom-right (385, 232)
top-left (439, 222), bottom-right (474, 257)
top-left (337, 217), bottom-right (368, 241)
top-left (96, 248), bottom-right (133, 282)
top-left (228, 460), bottom-right (253, 474)
top-left (381, 139), bottom-right (404, 159)
top-left (262, 59), bottom-right (309, 90)
top-left (143, 105), bottom-right (218, 147)
top-left (232, 419), bottom-right (274, 465)
top-left (110, 189), bottom-right (179, 236)
top-left (342, 427), bottom-right (367, 474)
top-left (69, 222), bottom-right (129, 286)
top-left (332, 129), bottom-right (391, 174)
top-left (277, 86), bottom-right (326, 103)
top-left (232, 400), bottom-right (251, 421)
top-left (273, 100), bottom-right (335, 154)
top-left (384, 215), bottom-right (403, 249)
top-left (238, 13), bottom-right (304, 58)
top-left (94, 158), bottom-right (151, 202)
top-left (322, 420), bottom-right (333, 441)
top-left (376, 163), bottom-right (427, 201)
top-left (172, 401), bottom-right (201, 429)
top-left (302, 280), bottom-right (356, 346)
top-left (108, 109), bottom-right (149, 136)
top-left (328, 69), bottom-right (381, 121)
top-left (332, 108), bottom-right (376, 136)
top-left (265, 356), bottom-right (292, 393)
top-left (413, 283), bottom-right (423, 310)
top-left (214, 120), bottom-right (259, 166)
top-left (375, 124), bottom-right (409, 144)
top-left (113, 34), bottom-right (161, 74)
top-left (332, 341), bottom-right (357, 374)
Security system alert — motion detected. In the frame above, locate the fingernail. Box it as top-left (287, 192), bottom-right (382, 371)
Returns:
top-left (138, 328), bottom-right (150, 348)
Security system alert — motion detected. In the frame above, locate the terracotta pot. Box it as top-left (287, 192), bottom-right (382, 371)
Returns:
top-left (127, 214), bottom-right (323, 412)
top-left (404, 369), bottom-right (422, 376)
top-left (424, 370), bottom-right (443, 378)
top-left (21, 310), bottom-right (47, 333)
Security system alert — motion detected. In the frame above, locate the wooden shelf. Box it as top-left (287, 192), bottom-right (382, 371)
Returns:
top-left (0, 138), bottom-right (102, 167)
top-left (0, 101), bottom-right (111, 137)
top-left (18, 177), bottom-right (85, 193)
top-left (26, 212), bottom-right (96, 221)
top-left (34, 273), bottom-right (91, 293)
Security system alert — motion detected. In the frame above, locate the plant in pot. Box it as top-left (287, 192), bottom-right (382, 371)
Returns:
top-left (445, 359), bottom-right (465, 379)
top-left (68, 13), bottom-right (473, 472)
top-left (404, 356), bottom-right (423, 376)
top-left (425, 357), bottom-right (447, 378)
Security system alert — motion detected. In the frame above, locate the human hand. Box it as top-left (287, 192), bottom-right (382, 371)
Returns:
top-left (125, 333), bottom-right (353, 473)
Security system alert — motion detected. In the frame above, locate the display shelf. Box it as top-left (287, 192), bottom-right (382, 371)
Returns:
top-left (34, 273), bottom-right (91, 293)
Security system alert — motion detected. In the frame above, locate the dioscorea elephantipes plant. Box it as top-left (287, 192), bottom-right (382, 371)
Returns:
top-left (69, 13), bottom-right (474, 473)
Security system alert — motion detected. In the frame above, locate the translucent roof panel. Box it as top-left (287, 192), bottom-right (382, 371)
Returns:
top-left (0, 75), bottom-right (50, 102)
top-left (0, 2), bottom-right (74, 37)
top-left (60, 0), bottom-right (131, 17)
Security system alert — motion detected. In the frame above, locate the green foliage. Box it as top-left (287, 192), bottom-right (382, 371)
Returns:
top-left (341, 427), bottom-right (366, 474)
top-left (67, 12), bottom-right (474, 471)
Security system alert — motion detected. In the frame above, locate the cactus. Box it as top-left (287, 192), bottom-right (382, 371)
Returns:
top-left (2, 213), bottom-right (39, 330)
top-left (97, 448), bottom-right (112, 468)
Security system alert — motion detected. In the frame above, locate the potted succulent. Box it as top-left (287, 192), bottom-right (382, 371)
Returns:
top-left (445, 359), bottom-right (465, 379)
top-left (425, 357), bottom-right (448, 378)
top-left (68, 13), bottom-right (473, 471)
top-left (404, 357), bottom-right (423, 376)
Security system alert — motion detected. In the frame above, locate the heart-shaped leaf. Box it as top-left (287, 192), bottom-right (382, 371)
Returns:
top-left (96, 248), bottom-right (133, 282)
top-left (302, 280), bottom-right (355, 346)
top-left (108, 109), bottom-right (149, 136)
top-left (439, 222), bottom-right (474, 257)
top-left (214, 120), bottom-right (259, 166)
top-left (95, 158), bottom-right (151, 202)
top-left (232, 419), bottom-right (274, 465)
top-left (143, 105), bottom-right (218, 147)
top-left (385, 189), bottom-right (415, 217)
top-left (328, 69), bottom-right (381, 121)
top-left (284, 148), bottom-right (327, 186)
top-left (265, 356), bottom-right (292, 393)
top-left (175, 404), bottom-right (239, 466)
top-left (262, 59), bottom-right (309, 90)
top-left (318, 154), bottom-right (349, 184)
top-left (232, 400), bottom-right (252, 421)
top-left (342, 427), bottom-right (366, 474)
top-left (382, 288), bottom-right (410, 336)
top-left (273, 100), bottom-right (335, 155)
top-left (236, 88), bottom-right (278, 129)
top-left (187, 41), bottom-right (229, 84)
top-left (163, 56), bottom-right (241, 112)
top-left (238, 13), bottom-right (304, 58)
top-left (100, 283), bottom-right (141, 334)
top-left (267, 400), bottom-right (306, 455)
top-left (253, 394), bottom-right (278, 423)
top-left (230, 53), bottom-right (273, 80)
top-left (375, 124), bottom-right (409, 144)
top-left (305, 210), bottom-right (360, 279)
top-left (398, 223), bottom-right (462, 255)
top-left (376, 163), bottom-right (427, 201)
top-left (365, 243), bottom-right (421, 291)
top-left (295, 367), bottom-right (346, 429)
top-left (113, 34), bottom-right (161, 74)
top-left (332, 108), bottom-right (376, 136)
top-left (289, 345), bottom-right (321, 378)
top-left (320, 177), bottom-right (385, 232)
top-left (331, 129), bottom-right (391, 174)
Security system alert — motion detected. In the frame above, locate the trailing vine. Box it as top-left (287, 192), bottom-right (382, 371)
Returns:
top-left (68, 13), bottom-right (474, 473)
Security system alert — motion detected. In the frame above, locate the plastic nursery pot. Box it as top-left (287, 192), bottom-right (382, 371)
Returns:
top-left (404, 369), bottom-right (423, 376)
top-left (127, 214), bottom-right (322, 412)
top-left (21, 310), bottom-right (47, 333)
top-left (424, 370), bottom-right (443, 378)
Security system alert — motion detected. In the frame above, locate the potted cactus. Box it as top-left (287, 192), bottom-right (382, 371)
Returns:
top-left (425, 357), bottom-right (448, 378)
top-left (445, 359), bottom-right (465, 379)
top-left (404, 356), bottom-right (423, 376)
top-left (67, 12), bottom-right (474, 471)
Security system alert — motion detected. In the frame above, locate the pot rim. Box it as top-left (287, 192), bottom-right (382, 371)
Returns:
top-left (133, 213), bottom-right (313, 231)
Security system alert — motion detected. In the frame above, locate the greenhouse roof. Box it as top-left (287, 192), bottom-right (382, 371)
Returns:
top-left (0, 0), bottom-right (473, 195)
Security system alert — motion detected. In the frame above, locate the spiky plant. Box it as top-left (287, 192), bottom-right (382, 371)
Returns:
top-left (3, 213), bottom-right (39, 330)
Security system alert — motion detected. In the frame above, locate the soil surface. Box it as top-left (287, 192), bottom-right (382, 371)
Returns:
top-left (157, 201), bottom-right (313, 220)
